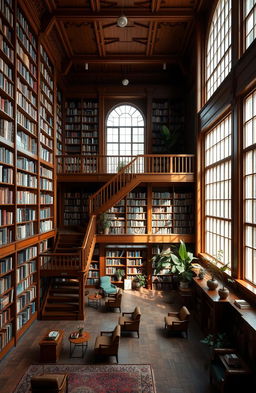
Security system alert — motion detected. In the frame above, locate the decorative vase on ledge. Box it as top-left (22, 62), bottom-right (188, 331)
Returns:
top-left (218, 287), bottom-right (229, 299)
top-left (207, 278), bottom-right (218, 290)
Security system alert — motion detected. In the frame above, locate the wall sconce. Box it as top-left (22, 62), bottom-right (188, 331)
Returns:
top-left (85, 63), bottom-right (89, 70)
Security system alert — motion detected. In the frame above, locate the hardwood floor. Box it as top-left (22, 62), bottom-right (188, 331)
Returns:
top-left (0, 289), bottom-right (215, 393)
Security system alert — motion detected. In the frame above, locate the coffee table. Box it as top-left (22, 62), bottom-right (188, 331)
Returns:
top-left (68, 331), bottom-right (90, 358)
top-left (88, 293), bottom-right (102, 308)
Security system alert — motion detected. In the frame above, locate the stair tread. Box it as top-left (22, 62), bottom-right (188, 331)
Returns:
top-left (48, 296), bottom-right (79, 302)
top-left (42, 311), bottom-right (79, 316)
top-left (45, 303), bottom-right (79, 309)
top-left (50, 288), bottom-right (79, 294)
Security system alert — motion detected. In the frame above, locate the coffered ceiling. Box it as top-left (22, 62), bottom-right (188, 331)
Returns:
top-left (35, 0), bottom-right (210, 85)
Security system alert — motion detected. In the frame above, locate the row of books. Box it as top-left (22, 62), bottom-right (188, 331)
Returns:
top-left (16, 301), bottom-right (35, 330)
top-left (0, 95), bottom-right (13, 117)
top-left (0, 227), bottom-right (13, 245)
top-left (18, 245), bottom-right (37, 265)
top-left (0, 256), bottom-right (12, 274)
top-left (17, 156), bottom-right (37, 173)
top-left (0, 165), bottom-right (13, 183)
top-left (16, 274), bottom-right (34, 295)
top-left (16, 286), bottom-right (36, 313)
top-left (17, 190), bottom-right (37, 204)
top-left (17, 261), bottom-right (36, 281)
top-left (0, 273), bottom-right (11, 294)
top-left (17, 111), bottom-right (36, 135)
top-left (0, 209), bottom-right (13, 225)
top-left (0, 307), bottom-right (11, 328)
top-left (0, 323), bottom-right (12, 350)
top-left (17, 172), bottom-right (37, 188)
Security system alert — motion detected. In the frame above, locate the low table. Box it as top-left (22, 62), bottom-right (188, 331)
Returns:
top-left (88, 294), bottom-right (102, 308)
top-left (68, 331), bottom-right (90, 358)
top-left (39, 329), bottom-right (64, 363)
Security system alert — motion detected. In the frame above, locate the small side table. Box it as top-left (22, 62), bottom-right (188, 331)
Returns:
top-left (39, 329), bottom-right (64, 363)
top-left (88, 294), bottom-right (102, 308)
top-left (69, 331), bottom-right (90, 358)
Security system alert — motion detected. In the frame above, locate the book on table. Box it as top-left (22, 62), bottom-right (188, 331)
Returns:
top-left (70, 332), bottom-right (79, 339)
top-left (234, 299), bottom-right (250, 309)
top-left (46, 330), bottom-right (59, 340)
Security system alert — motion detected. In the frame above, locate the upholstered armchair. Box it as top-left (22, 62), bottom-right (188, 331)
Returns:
top-left (94, 324), bottom-right (121, 363)
top-left (31, 374), bottom-right (68, 393)
top-left (100, 276), bottom-right (117, 296)
top-left (164, 306), bottom-right (190, 338)
top-left (105, 291), bottom-right (122, 312)
top-left (118, 306), bottom-right (141, 337)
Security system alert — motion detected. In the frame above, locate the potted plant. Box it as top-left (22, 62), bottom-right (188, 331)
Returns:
top-left (115, 268), bottom-right (125, 281)
top-left (133, 274), bottom-right (146, 290)
top-left (152, 240), bottom-right (197, 288)
top-left (205, 251), bottom-right (230, 297)
top-left (99, 213), bottom-right (111, 234)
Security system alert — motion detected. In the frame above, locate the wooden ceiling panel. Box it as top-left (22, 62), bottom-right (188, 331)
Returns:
top-left (63, 23), bottom-right (98, 54)
top-left (154, 23), bottom-right (187, 54)
top-left (54, 0), bottom-right (90, 7)
top-left (162, 0), bottom-right (196, 7)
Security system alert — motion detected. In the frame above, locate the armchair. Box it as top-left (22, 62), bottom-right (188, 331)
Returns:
top-left (164, 306), bottom-right (190, 338)
top-left (105, 291), bottom-right (122, 312)
top-left (31, 374), bottom-right (68, 393)
top-left (100, 276), bottom-right (117, 296)
top-left (94, 324), bottom-right (121, 363)
top-left (118, 306), bottom-right (141, 337)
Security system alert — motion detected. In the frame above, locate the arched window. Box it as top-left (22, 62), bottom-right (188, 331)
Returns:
top-left (244, 0), bottom-right (256, 50)
top-left (106, 104), bottom-right (145, 172)
top-left (206, 0), bottom-right (232, 100)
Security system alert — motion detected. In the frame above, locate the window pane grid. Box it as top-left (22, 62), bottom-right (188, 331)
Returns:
top-left (206, 0), bottom-right (232, 100)
top-left (244, 0), bottom-right (256, 50)
top-left (106, 105), bottom-right (145, 173)
top-left (204, 115), bottom-right (232, 266)
top-left (243, 89), bottom-right (256, 284)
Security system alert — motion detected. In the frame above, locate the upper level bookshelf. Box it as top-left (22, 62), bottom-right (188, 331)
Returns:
top-left (64, 98), bottom-right (99, 155)
top-left (151, 99), bottom-right (184, 154)
top-left (56, 89), bottom-right (63, 156)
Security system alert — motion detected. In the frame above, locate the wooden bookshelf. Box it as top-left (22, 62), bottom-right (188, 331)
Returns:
top-left (86, 244), bottom-right (100, 287)
top-left (151, 99), bottom-right (184, 154)
top-left (64, 98), bottom-right (99, 157)
top-left (56, 88), bottom-right (63, 156)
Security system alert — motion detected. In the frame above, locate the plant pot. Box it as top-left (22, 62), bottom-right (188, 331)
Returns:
top-left (218, 287), bottom-right (229, 300)
top-left (207, 278), bottom-right (218, 290)
top-left (198, 272), bottom-right (205, 280)
top-left (104, 227), bottom-right (110, 235)
top-left (132, 280), bottom-right (141, 290)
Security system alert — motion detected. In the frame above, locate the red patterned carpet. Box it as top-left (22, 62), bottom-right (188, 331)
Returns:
top-left (13, 364), bottom-right (156, 393)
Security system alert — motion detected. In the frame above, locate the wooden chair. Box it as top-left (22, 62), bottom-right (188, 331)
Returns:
top-left (94, 324), bottom-right (121, 363)
top-left (105, 291), bottom-right (122, 312)
top-left (118, 306), bottom-right (141, 337)
top-left (164, 306), bottom-right (190, 338)
top-left (30, 374), bottom-right (68, 393)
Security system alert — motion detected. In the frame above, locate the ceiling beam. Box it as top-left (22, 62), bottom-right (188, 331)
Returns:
top-left (71, 55), bottom-right (179, 64)
top-left (152, 0), bottom-right (162, 12)
top-left (146, 21), bottom-right (158, 56)
top-left (90, 0), bottom-right (101, 12)
top-left (94, 21), bottom-right (106, 56)
top-left (53, 8), bottom-right (194, 22)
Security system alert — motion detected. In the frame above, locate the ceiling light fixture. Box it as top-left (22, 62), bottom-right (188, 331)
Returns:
top-left (122, 78), bottom-right (129, 86)
top-left (85, 63), bottom-right (89, 70)
top-left (163, 63), bottom-right (167, 70)
top-left (117, 15), bottom-right (128, 28)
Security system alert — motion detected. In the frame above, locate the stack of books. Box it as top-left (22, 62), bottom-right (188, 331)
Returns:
top-left (70, 332), bottom-right (79, 339)
top-left (224, 353), bottom-right (241, 368)
top-left (234, 299), bottom-right (250, 309)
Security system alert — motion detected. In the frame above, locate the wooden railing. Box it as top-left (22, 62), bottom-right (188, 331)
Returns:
top-left (57, 154), bottom-right (194, 175)
top-left (40, 216), bottom-right (97, 272)
top-left (57, 155), bottom-right (136, 174)
top-left (89, 154), bottom-right (194, 214)
top-left (40, 252), bottom-right (82, 270)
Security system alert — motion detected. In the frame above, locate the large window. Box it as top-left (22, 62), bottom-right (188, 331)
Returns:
top-left (206, 0), bottom-right (232, 100)
top-left (243, 90), bottom-right (256, 285)
top-left (244, 0), bottom-right (256, 50)
top-left (106, 104), bottom-right (144, 172)
top-left (204, 115), bottom-right (232, 266)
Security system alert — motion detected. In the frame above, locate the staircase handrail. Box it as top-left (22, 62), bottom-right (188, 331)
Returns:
top-left (89, 154), bottom-right (195, 214)
top-left (80, 214), bottom-right (97, 271)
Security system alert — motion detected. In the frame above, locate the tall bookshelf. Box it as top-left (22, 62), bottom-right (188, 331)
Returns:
top-left (151, 99), bottom-right (184, 154)
top-left (86, 244), bottom-right (100, 287)
top-left (0, 0), bottom-right (15, 246)
top-left (64, 98), bottom-right (99, 157)
top-left (56, 88), bottom-right (63, 155)
top-left (39, 45), bottom-right (54, 234)
top-left (63, 191), bottom-right (91, 226)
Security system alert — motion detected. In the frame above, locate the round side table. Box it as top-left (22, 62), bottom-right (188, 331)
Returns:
top-left (68, 331), bottom-right (90, 358)
top-left (88, 294), bottom-right (102, 308)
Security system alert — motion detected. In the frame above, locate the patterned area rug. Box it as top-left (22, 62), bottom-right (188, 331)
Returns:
top-left (13, 364), bottom-right (156, 393)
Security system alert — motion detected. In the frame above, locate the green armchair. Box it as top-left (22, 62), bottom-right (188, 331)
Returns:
top-left (100, 276), bottom-right (117, 296)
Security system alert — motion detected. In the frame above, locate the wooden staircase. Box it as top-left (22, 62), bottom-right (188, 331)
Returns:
top-left (54, 231), bottom-right (84, 253)
top-left (42, 278), bottom-right (81, 320)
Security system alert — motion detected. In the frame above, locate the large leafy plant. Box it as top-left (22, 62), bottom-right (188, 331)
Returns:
top-left (153, 240), bottom-right (197, 282)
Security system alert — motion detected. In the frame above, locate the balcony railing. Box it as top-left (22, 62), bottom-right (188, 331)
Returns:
top-left (57, 154), bottom-right (195, 175)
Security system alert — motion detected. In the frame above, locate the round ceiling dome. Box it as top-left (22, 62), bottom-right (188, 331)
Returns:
top-left (117, 15), bottom-right (128, 28)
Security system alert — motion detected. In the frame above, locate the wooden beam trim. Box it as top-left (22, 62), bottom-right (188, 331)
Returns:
top-left (44, 0), bottom-right (56, 12)
top-left (54, 8), bottom-right (194, 22)
top-left (55, 21), bottom-right (74, 57)
top-left (147, 21), bottom-right (158, 56)
top-left (71, 54), bottom-right (179, 64)
top-left (94, 21), bottom-right (105, 56)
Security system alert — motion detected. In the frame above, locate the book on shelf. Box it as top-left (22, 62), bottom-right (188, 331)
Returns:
top-left (234, 299), bottom-right (251, 309)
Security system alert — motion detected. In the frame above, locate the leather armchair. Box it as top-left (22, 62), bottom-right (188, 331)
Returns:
top-left (118, 306), bottom-right (141, 337)
top-left (94, 324), bottom-right (121, 363)
top-left (100, 276), bottom-right (117, 296)
top-left (105, 291), bottom-right (122, 312)
top-left (31, 374), bottom-right (68, 393)
top-left (164, 306), bottom-right (190, 338)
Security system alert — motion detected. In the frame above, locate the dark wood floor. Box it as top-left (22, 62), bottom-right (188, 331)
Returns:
top-left (0, 289), bottom-right (216, 393)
